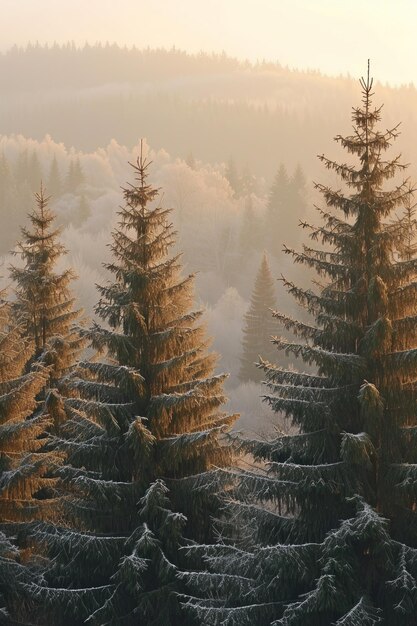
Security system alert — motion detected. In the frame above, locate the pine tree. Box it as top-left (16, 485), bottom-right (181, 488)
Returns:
top-left (183, 65), bottom-right (417, 625)
top-left (10, 185), bottom-right (83, 385)
top-left (239, 253), bottom-right (277, 383)
top-left (25, 147), bottom-right (236, 625)
top-left (89, 147), bottom-right (236, 532)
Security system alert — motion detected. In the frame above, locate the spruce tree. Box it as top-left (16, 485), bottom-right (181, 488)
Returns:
top-left (10, 185), bottom-right (83, 386)
top-left (89, 147), bottom-right (236, 533)
top-left (26, 147), bottom-right (236, 625)
top-left (183, 66), bottom-right (417, 625)
top-left (239, 252), bottom-right (277, 383)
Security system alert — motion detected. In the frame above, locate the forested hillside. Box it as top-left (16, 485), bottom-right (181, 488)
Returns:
top-left (1, 44), bottom-right (416, 179)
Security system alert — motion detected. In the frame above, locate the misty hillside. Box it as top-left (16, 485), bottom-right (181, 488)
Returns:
top-left (1, 43), bottom-right (417, 179)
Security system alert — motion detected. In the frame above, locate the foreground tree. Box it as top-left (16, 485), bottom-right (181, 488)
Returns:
top-left (27, 147), bottom-right (236, 625)
top-left (239, 253), bottom-right (277, 383)
top-left (183, 67), bottom-right (417, 625)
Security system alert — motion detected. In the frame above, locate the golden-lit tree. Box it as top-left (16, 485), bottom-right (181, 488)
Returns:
top-left (10, 186), bottom-right (84, 387)
top-left (27, 148), bottom-right (236, 625)
top-left (0, 297), bottom-right (61, 623)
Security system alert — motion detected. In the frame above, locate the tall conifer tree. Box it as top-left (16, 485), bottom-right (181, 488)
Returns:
top-left (27, 146), bottom-right (236, 625)
top-left (10, 186), bottom-right (83, 386)
top-left (183, 66), bottom-right (417, 625)
top-left (239, 253), bottom-right (277, 383)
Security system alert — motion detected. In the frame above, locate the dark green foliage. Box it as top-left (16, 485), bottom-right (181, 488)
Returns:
top-left (239, 253), bottom-right (277, 383)
top-left (25, 148), bottom-right (236, 624)
top-left (183, 67), bottom-right (417, 624)
top-left (265, 163), bottom-right (308, 255)
top-left (27, 481), bottom-right (193, 626)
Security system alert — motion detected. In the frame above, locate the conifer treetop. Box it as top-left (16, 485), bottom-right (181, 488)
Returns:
top-left (10, 184), bottom-right (83, 380)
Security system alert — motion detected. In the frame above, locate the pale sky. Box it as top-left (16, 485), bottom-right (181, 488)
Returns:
top-left (1, 0), bottom-right (416, 86)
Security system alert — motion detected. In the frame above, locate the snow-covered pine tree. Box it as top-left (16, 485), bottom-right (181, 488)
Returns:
top-left (239, 252), bottom-right (277, 383)
top-left (25, 146), bottom-right (236, 625)
top-left (182, 66), bottom-right (417, 625)
top-left (10, 185), bottom-right (84, 387)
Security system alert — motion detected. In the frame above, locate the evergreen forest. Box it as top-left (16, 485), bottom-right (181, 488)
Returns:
top-left (1, 42), bottom-right (417, 626)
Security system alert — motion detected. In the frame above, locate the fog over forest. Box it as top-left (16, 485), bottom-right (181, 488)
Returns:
top-left (2, 44), bottom-right (415, 437)
top-left (4, 30), bottom-right (417, 626)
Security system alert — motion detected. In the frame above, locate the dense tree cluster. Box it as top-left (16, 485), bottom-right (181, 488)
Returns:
top-left (0, 146), bottom-right (236, 625)
top-left (1, 66), bottom-right (417, 626)
top-left (5, 43), bottom-right (416, 182)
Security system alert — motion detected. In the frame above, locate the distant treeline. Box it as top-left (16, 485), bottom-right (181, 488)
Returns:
top-left (1, 44), bottom-right (416, 178)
